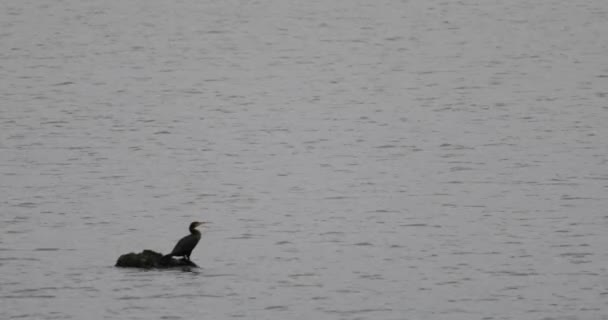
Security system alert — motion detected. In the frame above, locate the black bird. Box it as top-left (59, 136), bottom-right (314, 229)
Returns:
top-left (163, 221), bottom-right (207, 261)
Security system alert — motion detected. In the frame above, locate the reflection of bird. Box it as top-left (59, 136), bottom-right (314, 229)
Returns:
top-left (163, 221), bottom-right (207, 261)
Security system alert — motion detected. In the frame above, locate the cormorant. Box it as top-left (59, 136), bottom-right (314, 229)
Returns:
top-left (163, 221), bottom-right (207, 261)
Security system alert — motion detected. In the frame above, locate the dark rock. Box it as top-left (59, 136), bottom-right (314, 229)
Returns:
top-left (115, 249), bottom-right (198, 269)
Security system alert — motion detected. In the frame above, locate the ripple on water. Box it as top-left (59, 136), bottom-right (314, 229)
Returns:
top-left (264, 306), bottom-right (288, 311)
top-left (324, 308), bottom-right (393, 316)
top-left (0, 257), bottom-right (40, 262)
top-left (12, 202), bottom-right (38, 208)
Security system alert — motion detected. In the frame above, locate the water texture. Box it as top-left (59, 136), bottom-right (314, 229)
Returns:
top-left (1, 0), bottom-right (607, 319)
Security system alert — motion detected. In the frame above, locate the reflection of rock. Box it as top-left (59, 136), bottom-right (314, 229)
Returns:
top-left (115, 250), bottom-right (198, 269)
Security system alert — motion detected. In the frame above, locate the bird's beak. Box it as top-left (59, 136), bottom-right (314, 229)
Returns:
top-left (197, 221), bottom-right (209, 227)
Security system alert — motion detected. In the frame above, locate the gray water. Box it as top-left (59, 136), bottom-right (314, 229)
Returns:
top-left (1, 0), bottom-right (607, 319)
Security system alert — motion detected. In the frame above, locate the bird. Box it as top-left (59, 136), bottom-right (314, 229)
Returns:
top-left (163, 221), bottom-right (208, 262)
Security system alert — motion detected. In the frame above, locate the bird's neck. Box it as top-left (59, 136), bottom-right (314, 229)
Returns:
top-left (190, 228), bottom-right (201, 236)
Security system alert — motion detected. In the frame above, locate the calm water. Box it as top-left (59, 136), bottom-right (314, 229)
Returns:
top-left (2, 0), bottom-right (608, 319)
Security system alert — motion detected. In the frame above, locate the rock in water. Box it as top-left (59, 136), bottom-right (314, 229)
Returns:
top-left (115, 250), bottom-right (198, 268)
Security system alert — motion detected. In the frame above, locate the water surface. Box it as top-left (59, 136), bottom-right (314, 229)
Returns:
top-left (1, 0), bottom-right (608, 319)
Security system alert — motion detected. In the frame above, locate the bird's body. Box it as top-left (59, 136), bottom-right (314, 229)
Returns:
top-left (169, 230), bottom-right (201, 260)
top-left (163, 221), bottom-right (206, 261)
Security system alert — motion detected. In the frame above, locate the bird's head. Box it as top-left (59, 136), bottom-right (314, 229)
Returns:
top-left (190, 221), bottom-right (208, 230)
